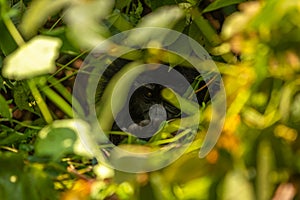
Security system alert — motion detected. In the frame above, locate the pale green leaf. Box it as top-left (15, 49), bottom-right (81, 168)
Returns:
top-left (137, 6), bottom-right (183, 29)
top-left (35, 127), bottom-right (77, 160)
top-left (63, 0), bottom-right (114, 49)
top-left (126, 6), bottom-right (184, 46)
top-left (0, 152), bottom-right (58, 199)
top-left (36, 119), bottom-right (94, 159)
top-left (222, 171), bottom-right (255, 200)
top-left (174, 177), bottom-right (212, 199)
top-left (2, 36), bottom-right (62, 80)
top-left (19, 0), bottom-right (71, 38)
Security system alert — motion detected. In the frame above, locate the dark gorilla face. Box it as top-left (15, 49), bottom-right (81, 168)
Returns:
top-left (129, 83), bottom-right (180, 124)
top-left (122, 83), bottom-right (182, 138)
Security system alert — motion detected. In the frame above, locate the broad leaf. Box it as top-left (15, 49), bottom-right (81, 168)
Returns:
top-left (0, 152), bottom-right (58, 200)
top-left (126, 6), bottom-right (184, 46)
top-left (36, 119), bottom-right (94, 160)
top-left (63, 0), bottom-right (114, 49)
top-left (35, 127), bottom-right (77, 160)
top-left (137, 6), bottom-right (183, 29)
top-left (19, 0), bottom-right (71, 38)
top-left (2, 35), bottom-right (62, 80)
top-left (41, 27), bottom-right (80, 55)
top-left (222, 171), bottom-right (255, 200)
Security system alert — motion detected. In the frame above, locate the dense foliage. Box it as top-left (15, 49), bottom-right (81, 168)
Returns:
top-left (0, 0), bottom-right (300, 199)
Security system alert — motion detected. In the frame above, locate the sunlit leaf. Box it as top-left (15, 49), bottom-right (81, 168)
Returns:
top-left (107, 10), bottom-right (133, 32)
top-left (36, 119), bottom-right (94, 159)
top-left (93, 164), bottom-right (115, 180)
top-left (2, 36), bottom-right (62, 80)
top-left (222, 171), bottom-right (255, 200)
top-left (256, 140), bottom-right (275, 200)
top-left (148, 173), bottom-right (176, 200)
top-left (290, 93), bottom-right (300, 122)
top-left (221, 2), bottom-right (261, 39)
top-left (35, 127), bottom-right (77, 160)
top-left (174, 177), bottom-right (212, 199)
top-left (19, 0), bottom-right (71, 38)
top-left (137, 6), bottom-right (183, 29)
top-left (126, 6), bottom-right (184, 47)
top-left (97, 61), bottom-right (145, 132)
top-left (192, 9), bottom-right (222, 47)
top-left (63, 0), bottom-right (114, 49)
top-left (116, 182), bottom-right (135, 200)
top-left (41, 27), bottom-right (80, 55)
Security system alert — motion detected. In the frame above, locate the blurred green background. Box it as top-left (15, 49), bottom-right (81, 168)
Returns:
top-left (1, 0), bottom-right (300, 199)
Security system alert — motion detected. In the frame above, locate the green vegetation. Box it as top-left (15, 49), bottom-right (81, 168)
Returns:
top-left (1, 0), bottom-right (300, 199)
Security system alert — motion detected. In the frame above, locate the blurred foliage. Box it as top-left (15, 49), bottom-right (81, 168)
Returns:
top-left (0, 0), bottom-right (300, 199)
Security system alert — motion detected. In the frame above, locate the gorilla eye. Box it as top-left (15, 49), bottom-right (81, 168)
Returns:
top-left (145, 91), bottom-right (153, 98)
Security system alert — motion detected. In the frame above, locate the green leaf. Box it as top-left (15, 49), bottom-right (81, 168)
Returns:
top-left (256, 140), bottom-right (275, 200)
top-left (0, 74), bottom-right (5, 92)
top-left (0, 20), bottom-right (18, 56)
top-left (39, 84), bottom-right (73, 118)
top-left (0, 125), bottom-right (25, 145)
top-left (10, 1), bottom-right (26, 25)
top-left (40, 27), bottom-right (80, 55)
top-left (63, 0), bottom-right (114, 49)
top-left (13, 81), bottom-right (35, 112)
top-left (35, 127), bottom-right (77, 160)
top-left (222, 171), bottom-right (255, 200)
top-left (192, 9), bottom-right (222, 47)
top-left (137, 6), bottom-right (183, 29)
top-left (291, 93), bottom-right (300, 122)
top-left (19, 0), bottom-right (71, 38)
top-left (96, 61), bottom-right (146, 132)
top-left (174, 177), bottom-right (212, 199)
top-left (0, 94), bottom-right (11, 119)
top-left (0, 152), bottom-right (24, 200)
top-left (115, 0), bottom-right (131, 10)
top-left (35, 119), bottom-right (93, 159)
top-left (0, 131), bottom-right (25, 145)
top-left (108, 10), bottom-right (133, 32)
top-left (0, 152), bottom-right (58, 200)
top-left (126, 6), bottom-right (184, 47)
top-left (2, 35), bottom-right (62, 80)
top-left (202, 0), bottom-right (246, 13)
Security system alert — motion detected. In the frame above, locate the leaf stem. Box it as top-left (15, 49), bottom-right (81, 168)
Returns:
top-left (2, 16), bottom-right (25, 46)
top-left (0, 118), bottom-right (42, 129)
top-left (39, 84), bottom-right (74, 118)
top-left (2, 15), bottom-right (56, 123)
top-left (27, 79), bottom-right (53, 123)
